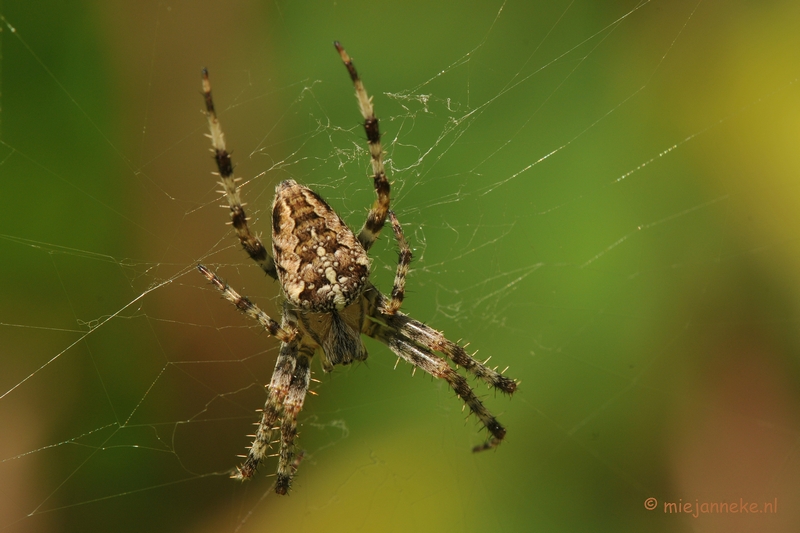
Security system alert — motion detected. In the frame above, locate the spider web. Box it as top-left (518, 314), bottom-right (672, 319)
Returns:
top-left (2, 1), bottom-right (800, 532)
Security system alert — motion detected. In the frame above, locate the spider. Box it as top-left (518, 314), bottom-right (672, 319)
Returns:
top-left (197, 42), bottom-right (517, 495)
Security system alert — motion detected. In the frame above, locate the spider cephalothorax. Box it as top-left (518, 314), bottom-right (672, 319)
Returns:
top-left (197, 42), bottom-right (516, 495)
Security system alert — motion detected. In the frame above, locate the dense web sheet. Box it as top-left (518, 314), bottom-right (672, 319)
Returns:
top-left (2, 1), bottom-right (800, 532)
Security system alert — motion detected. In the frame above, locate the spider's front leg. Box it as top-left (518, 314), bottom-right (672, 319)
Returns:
top-left (335, 42), bottom-right (390, 252)
top-left (380, 211), bottom-right (411, 316)
top-left (202, 70), bottom-right (277, 279)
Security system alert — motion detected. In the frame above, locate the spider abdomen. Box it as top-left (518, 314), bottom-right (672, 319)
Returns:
top-left (272, 180), bottom-right (371, 312)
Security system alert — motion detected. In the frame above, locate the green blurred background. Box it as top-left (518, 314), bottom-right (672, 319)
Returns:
top-left (2, 1), bottom-right (800, 532)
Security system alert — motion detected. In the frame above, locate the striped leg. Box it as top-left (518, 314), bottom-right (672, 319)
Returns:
top-left (388, 314), bottom-right (517, 394)
top-left (202, 69), bottom-right (277, 279)
top-left (363, 286), bottom-right (517, 394)
top-left (275, 351), bottom-right (311, 494)
top-left (233, 338), bottom-right (298, 480)
top-left (380, 211), bottom-right (411, 315)
top-left (364, 320), bottom-right (507, 452)
top-left (335, 42), bottom-right (390, 252)
top-left (197, 265), bottom-right (295, 343)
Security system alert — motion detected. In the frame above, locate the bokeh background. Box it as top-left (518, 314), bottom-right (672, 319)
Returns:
top-left (2, 1), bottom-right (800, 532)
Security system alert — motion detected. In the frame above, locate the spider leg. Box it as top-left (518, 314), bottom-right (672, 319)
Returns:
top-left (364, 320), bottom-right (507, 451)
top-left (275, 349), bottom-right (312, 494)
top-left (390, 314), bottom-right (517, 394)
top-left (198, 264), bottom-right (295, 343)
top-left (380, 211), bottom-right (411, 315)
top-left (365, 287), bottom-right (517, 394)
top-left (233, 336), bottom-right (298, 480)
top-left (335, 42), bottom-right (389, 252)
top-left (202, 69), bottom-right (277, 279)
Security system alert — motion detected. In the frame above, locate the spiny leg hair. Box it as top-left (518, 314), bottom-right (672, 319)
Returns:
top-left (202, 69), bottom-right (277, 279)
top-left (275, 351), bottom-right (311, 494)
top-left (223, 297), bottom-right (311, 494)
top-left (233, 335), bottom-right (299, 480)
top-left (366, 288), bottom-right (517, 394)
top-left (390, 314), bottom-right (517, 394)
top-left (197, 265), bottom-right (295, 344)
top-left (365, 319), bottom-right (507, 451)
top-left (335, 42), bottom-right (390, 252)
top-left (200, 264), bottom-right (311, 492)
